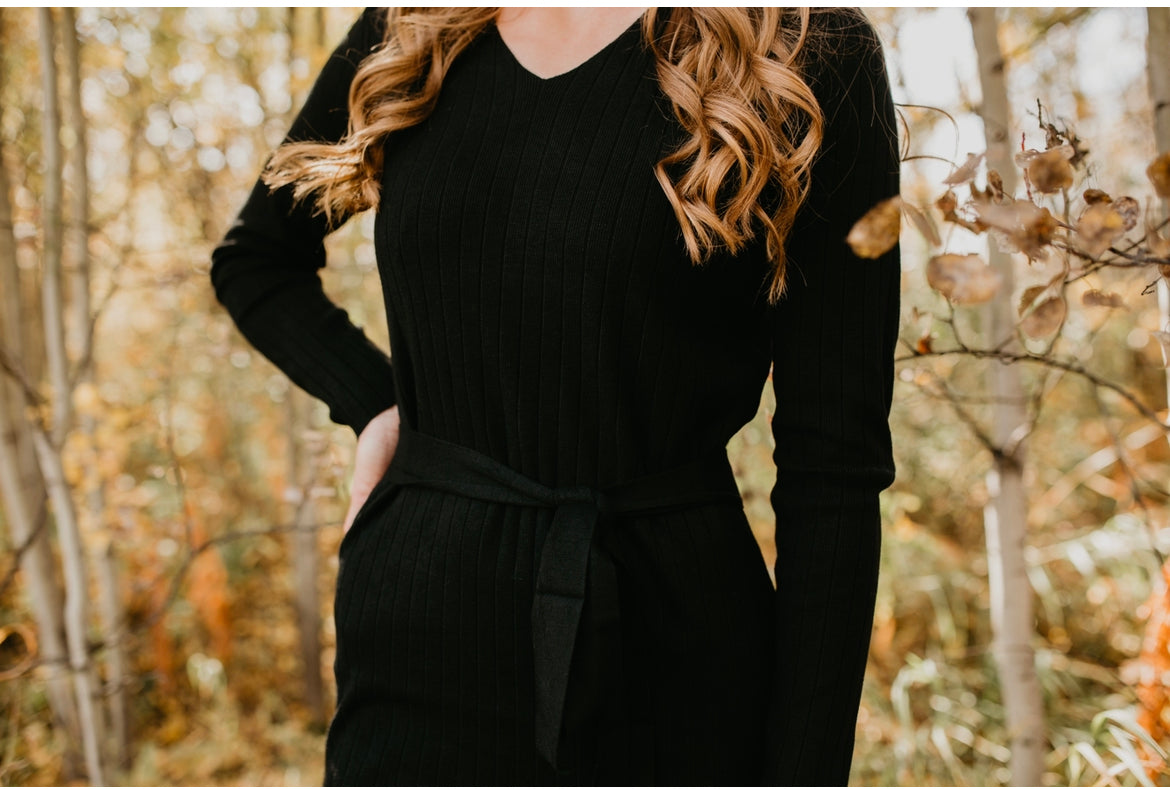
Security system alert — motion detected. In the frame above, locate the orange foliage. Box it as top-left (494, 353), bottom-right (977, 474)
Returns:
top-left (186, 502), bottom-right (233, 664)
top-left (1136, 560), bottom-right (1170, 777)
top-left (148, 568), bottom-right (178, 695)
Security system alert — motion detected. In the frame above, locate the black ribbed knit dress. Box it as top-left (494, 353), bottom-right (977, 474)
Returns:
top-left (211, 7), bottom-right (900, 786)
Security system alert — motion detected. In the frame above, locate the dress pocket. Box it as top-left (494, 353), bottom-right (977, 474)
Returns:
top-left (337, 470), bottom-right (400, 556)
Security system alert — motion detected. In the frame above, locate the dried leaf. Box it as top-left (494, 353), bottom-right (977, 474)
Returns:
top-left (1076, 203), bottom-right (1127, 257)
top-left (1014, 148), bottom-right (1040, 168)
top-left (1112, 196), bottom-right (1140, 232)
top-left (1083, 189), bottom-right (1111, 205)
top-left (1018, 284), bottom-right (1048, 317)
top-left (987, 170), bottom-right (1005, 200)
top-left (926, 253), bottom-right (1002, 305)
top-left (1026, 148), bottom-right (1074, 194)
top-left (1082, 289), bottom-right (1125, 309)
top-left (1019, 295), bottom-right (1067, 338)
top-left (902, 201), bottom-right (941, 247)
top-left (1015, 143), bottom-right (1074, 168)
top-left (1148, 152), bottom-right (1170, 198)
top-left (935, 190), bottom-right (985, 234)
top-left (944, 153), bottom-right (984, 187)
top-left (846, 196), bottom-right (902, 259)
top-left (974, 200), bottom-right (1058, 258)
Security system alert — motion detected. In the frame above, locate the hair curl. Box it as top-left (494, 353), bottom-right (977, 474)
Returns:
top-left (264, 7), bottom-right (824, 301)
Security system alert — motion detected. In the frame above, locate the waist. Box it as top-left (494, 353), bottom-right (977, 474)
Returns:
top-left (385, 428), bottom-right (743, 518)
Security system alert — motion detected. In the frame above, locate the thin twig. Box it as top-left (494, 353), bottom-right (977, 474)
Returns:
top-left (916, 368), bottom-right (1001, 458)
top-left (0, 498), bottom-right (50, 599)
top-left (899, 347), bottom-right (1169, 429)
top-left (0, 343), bottom-right (48, 410)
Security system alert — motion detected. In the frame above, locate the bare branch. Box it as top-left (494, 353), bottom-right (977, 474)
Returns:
top-left (899, 347), bottom-right (1169, 429)
top-left (0, 342), bottom-right (47, 410)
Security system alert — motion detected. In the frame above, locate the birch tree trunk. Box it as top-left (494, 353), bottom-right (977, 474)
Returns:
top-left (1149, 9), bottom-right (1170, 447)
top-left (31, 427), bottom-right (105, 786)
top-left (38, 9), bottom-right (105, 785)
top-left (61, 6), bottom-right (130, 769)
top-left (289, 390), bottom-right (325, 725)
top-left (0, 6), bottom-right (40, 487)
top-left (1150, 10), bottom-right (1170, 151)
top-left (968, 8), bottom-right (1046, 785)
top-left (61, 7), bottom-right (90, 364)
top-left (38, 8), bottom-right (71, 448)
top-left (0, 10), bottom-right (78, 749)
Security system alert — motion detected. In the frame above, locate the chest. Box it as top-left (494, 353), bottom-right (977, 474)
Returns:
top-left (371, 26), bottom-right (772, 352)
top-left (376, 27), bottom-right (689, 280)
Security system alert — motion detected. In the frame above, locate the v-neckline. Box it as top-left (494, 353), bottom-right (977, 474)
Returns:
top-left (491, 14), bottom-right (644, 84)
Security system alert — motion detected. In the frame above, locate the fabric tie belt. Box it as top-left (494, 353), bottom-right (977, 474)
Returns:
top-left (383, 427), bottom-right (743, 772)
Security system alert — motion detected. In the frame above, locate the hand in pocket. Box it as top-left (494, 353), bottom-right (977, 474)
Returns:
top-left (343, 406), bottom-right (400, 534)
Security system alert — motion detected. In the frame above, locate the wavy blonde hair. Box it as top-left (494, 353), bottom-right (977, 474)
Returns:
top-left (265, 7), bottom-right (824, 300)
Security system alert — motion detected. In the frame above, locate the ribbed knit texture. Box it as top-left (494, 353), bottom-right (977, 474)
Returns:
top-left (211, 8), bottom-right (899, 786)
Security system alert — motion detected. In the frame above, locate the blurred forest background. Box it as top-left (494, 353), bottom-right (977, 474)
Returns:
top-left (2, 6), bottom-right (1170, 787)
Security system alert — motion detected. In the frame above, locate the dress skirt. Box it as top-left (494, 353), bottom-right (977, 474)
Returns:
top-left (325, 477), bottom-right (776, 786)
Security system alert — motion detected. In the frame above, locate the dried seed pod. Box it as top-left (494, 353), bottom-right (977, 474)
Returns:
top-left (902, 201), bottom-right (941, 247)
top-left (987, 170), bottom-right (1005, 200)
top-left (1076, 203), bottom-right (1126, 257)
top-left (846, 196), bottom-right (902, 259)
top-left (926, 253), bottom-right (1002, 305)
top-left (936, 190), bottom-right (958, 216)
top-left (1020, 295), bottom-right (1067, 338)
top-left (1112, 197), bottom-right (1140, 232)
top-left (1026, 148), bottom-right (1074, 194)
top-left (1018, 284), bottom-right (1048, 317)
top-left (944, 153), bottom-right (984, 187)
top-left (1082, 289), bottom-right (1125, 309)
top-left (1148, 152), bottom-right (1170, 198)
top-left (974, 200), bottom-right (1058, 258)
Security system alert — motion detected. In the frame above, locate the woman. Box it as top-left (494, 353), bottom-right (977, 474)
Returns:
top-left (211, 7), bottom-right (900, 785)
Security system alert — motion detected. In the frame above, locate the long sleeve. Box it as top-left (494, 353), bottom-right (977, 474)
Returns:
top-left (763, 10), bottom-right (900, 784)
top-left (210, 8), bottom-right (396, 437)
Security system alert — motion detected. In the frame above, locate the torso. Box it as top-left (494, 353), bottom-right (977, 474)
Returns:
top-left (371, 16), bottom-right (774, 486)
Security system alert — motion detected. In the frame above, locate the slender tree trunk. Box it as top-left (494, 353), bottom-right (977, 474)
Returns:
top-left (0, 11), bottom-right (77, 749)
top-left (38, 9), bottom-right (104, 785)
top-left (31, 428), bottom-right (105, 786)
top-left (1149, 9), bottom-right (1170, 447)
top-left (289, 390), bottom-right (325, 725)
top-left (61, 7), bottom-right (130, 770)
top-left (61, 7), bottom-right (90, 364)
top-left (5, 13), bottom-right (47, 513)
top-left (969, 8), bottom-right (1046, 786)
top-left (38, 8), bottom-right (71, 448)
top-left (1151, 10), bottom-right (1170, 152)
top-left (0, 384), bottom-right (78, 755)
